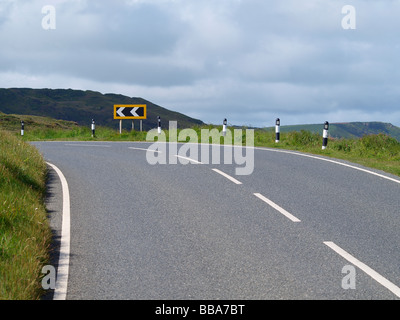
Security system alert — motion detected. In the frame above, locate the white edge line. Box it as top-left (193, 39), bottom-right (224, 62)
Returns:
top-left (149, 142), bottom-right (400, 184)
top-left (253, 147), bottom-right (400, 185)
top-left (323, 241), bottom-right (400, 298)
top-left (46, 162), bottom-right (70, 300)
top-left (254, 193), bottom-right (301, 222)
top-left (99, 142), bottom-right (399, 185)
top-left (212, 168), bottom-right (242, 185)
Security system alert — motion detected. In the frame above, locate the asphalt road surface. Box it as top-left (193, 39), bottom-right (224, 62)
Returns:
top-left (32, 141), bottom-right (400, 300)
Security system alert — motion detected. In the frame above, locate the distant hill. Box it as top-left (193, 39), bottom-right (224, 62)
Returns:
top-left (265, 122), bottom-right (400, 142)
top-left (0, 111), bottom-right (79, 132)
top-left (0, 88), bottom-right (204, 130)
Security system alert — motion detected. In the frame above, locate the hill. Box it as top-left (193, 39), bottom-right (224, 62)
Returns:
top-left (0, 88), bottom-right (203, 130)
top-left (0, 111), bottom-right (79, 131)
top-left (265, 122), bottom-right (400, 142)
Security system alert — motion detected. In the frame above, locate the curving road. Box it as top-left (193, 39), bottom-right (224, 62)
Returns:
top-left (32, 141), bottom-right (400, 300)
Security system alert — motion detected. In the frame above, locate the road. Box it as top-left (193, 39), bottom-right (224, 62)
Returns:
top-left (32, 141), bottom-right (400, 300)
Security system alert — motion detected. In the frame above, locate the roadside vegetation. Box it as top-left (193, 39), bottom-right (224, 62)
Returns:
top-left (0, 129), bottom-right (52, 299)
top-left (3, 113), bottom-right (400, 178)
top-left (253, 129), bottom-right (400, 178)
top-left (11, 118), bottom-right (400, 178)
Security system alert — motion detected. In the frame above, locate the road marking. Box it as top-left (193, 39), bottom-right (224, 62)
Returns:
top-left (212, 168), bottom-right (242, 185)
top-left (46, 162), bottom-right (71, 300)
top-left (131, 142), bottom-right (399, 185)
top-left (254, 193), bottom-right (301, 222)
top-left (174, 155), bottom-right (203, 164)
top-left (128, 147), bottom-right (162, 153)
top-left (254, 147), bottom-right (400, 185)
top-left (323, 241), bottom-right (400, 298)
top-left (65, 144), bottom-right (110, 147)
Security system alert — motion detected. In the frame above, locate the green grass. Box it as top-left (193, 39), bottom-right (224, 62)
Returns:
top-left (0, 129), bottom-right (52, 300)
top-left (23, 125), bottom-right (148, 142)
top-left (12, 120), bottom-right (400, 178)
top-left (253, 129), bottom-right (400, 177)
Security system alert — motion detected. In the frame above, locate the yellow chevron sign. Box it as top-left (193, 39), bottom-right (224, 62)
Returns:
top-left (114, 105), bottom-right (147, 119)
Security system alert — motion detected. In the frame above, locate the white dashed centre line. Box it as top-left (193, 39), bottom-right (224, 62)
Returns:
top-left (254, 193), bottom-right (301, 222)
top-left (324, 241), bottom-right (400, 298)
top-left (212, 168), bottom-right (243, 185)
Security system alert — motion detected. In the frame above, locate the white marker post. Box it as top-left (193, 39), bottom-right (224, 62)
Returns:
top-left (157, 116), bottom-right (161, 135)
top-left (91, 119), bottom-right (95, 137)
top-left (322, 121), bottom-right (329, 150)
top-left (21, 120), bottom-right (24, 136)
top-left (222, 118), bottom-right (227, 136)
top-left (275, 118), bottom-right (280, 143)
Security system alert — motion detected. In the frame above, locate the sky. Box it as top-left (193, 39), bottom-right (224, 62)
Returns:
top-left (1, 0), bottom-right (400, 127)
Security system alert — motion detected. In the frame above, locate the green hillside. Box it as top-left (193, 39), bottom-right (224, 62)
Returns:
top-left (265, 122), bottom-right (400, 142)
top-left (0, 88), bottom-right (203, 130)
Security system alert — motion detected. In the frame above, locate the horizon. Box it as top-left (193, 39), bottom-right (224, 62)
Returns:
top-left (2, 86), bottom-right (399, 129)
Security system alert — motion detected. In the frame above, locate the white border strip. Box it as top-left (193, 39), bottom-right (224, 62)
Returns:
top-left (254, 193), bottom-right (301, 222)
top-left (46, 162), bottom-right (70, 300)
top-left (324, 241), bottom-right (400, 298)
top-left (124, 142), bottom-right (399, 185)
top-left (212, 168), bottom-right (242, 185)
top-left (254, 147), bottom-right (400, 185)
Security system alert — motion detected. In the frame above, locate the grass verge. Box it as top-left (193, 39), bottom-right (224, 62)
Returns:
top-left (15, 122), bottom-right (400, 178)
top-left (253, 129), bottom-right (400, 178)
top-left (0, 129), bottom-right (52, 299)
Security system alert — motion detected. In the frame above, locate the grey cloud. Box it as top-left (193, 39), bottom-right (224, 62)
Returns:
top-left (1, 0), bottom-right (400, 126)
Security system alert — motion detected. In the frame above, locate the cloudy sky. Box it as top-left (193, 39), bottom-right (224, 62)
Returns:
top-left (1, 0), bottom-right (400, 127)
